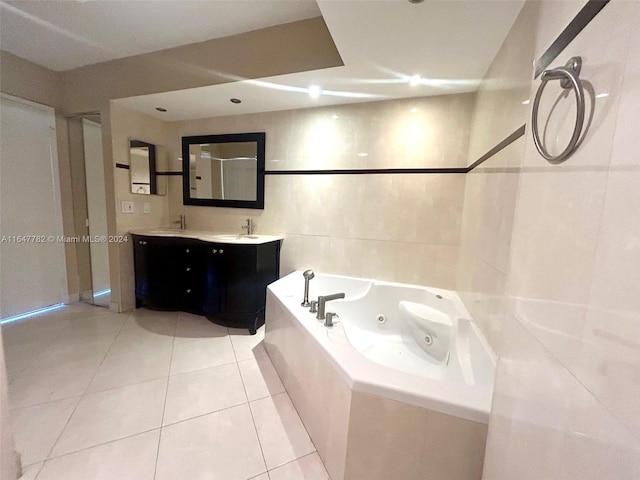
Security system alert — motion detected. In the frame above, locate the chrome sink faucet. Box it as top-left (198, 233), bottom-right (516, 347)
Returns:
top-left (173, 214), bottom-right (186, 230)
top-left (242, 218), bottom-right (255, 235)
top-left (316, 292), bottom-right (345, 320)
top-left (301, 270), bottom-right (315, 307)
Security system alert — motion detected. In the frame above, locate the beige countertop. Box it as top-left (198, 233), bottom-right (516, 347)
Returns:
top-left (129, 228), bottom-right (284, 245)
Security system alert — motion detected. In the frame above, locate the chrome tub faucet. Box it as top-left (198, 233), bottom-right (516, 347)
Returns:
top-left (324, 312), bottom-right (338, 328)
top-left (316, 292), bottom-right (345, 320)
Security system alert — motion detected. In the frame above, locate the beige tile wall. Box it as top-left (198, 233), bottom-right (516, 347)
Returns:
top-left (456, 1), bottom-right (538, 353)
top-left (162, 94), bottom-right (474, 288)
top-left (477, 1), bottom-right (640, 478)
top-left (457, 138), bottom-right (524, 351)
top-left (109, 103), bottom-right (172, 311)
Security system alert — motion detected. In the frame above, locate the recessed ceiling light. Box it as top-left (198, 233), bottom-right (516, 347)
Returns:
top-left (357, 152), bottom-right (369, 157)
top-left (409, 75), bottom-right (422, 86)
top-left (410, 108), bottom-right (418, 113)
top-left (332, 115), bottom-right (339, 119)
top-left (155, 107), bottom-right (167, 112)
top-left (309, 85), bottom-right (321, 99)
top-left (230, 98), bottom-right (242, 104)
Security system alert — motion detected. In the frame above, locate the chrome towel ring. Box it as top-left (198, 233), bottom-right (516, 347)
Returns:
top-left (532, 56), bottom-right (586, 164)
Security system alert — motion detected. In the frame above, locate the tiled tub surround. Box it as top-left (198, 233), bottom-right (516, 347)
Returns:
top-left (110, 93), bottom-right (474, 312)
top-left (264, 272), bottom-right (494, 480)
top-left (158, 94), bottom-right (473, 292)
top-left (454, 0), bottom-right (640, 478)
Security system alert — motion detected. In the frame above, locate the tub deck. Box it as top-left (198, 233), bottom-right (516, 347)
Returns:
top-left (264, 271), bottom-right (494, 480)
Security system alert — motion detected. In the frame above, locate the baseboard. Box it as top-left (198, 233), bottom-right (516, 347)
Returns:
top-left (80, 289), bottom-right (93, 302)
top-left (65, 292), bottom-right (80, 304)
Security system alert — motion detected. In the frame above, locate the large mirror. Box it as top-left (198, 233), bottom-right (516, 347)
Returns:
top-left (182, 132), bottom-right (265, 209)
top-left (129, 139), bottom-right (167, 195)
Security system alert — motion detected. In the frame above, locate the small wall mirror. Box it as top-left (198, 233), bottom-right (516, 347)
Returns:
top-left (182, 132), bottom-right (265, 209)
top-left (129, 139), bottom-right (167, 195)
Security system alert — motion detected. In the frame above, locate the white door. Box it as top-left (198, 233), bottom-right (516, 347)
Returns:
top-left (0, 95), bottom-right (67, 319)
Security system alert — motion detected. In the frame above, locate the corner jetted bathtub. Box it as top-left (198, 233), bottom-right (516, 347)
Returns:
top-left (264, 271), bottom-right (496, 480)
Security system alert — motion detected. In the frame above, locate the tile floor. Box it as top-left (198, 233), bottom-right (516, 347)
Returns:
top-left (2, 303), bottom-right (330, 480)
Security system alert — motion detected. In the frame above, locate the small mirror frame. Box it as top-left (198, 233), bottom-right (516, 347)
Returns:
top-left (129, 139), bottom-right (157, 195)
top-left (181, 132), bottom-right (265, 209)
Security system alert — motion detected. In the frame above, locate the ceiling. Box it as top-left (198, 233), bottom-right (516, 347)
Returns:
top-left (0, 0), bottom-right (321, 71)
top-left (0, 0), bottom-right (525, 121)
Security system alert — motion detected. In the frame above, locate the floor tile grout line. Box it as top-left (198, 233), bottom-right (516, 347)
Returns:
top-left (160, 397), bottom-right (250, 428)
top-left (10, 313), bottom-right (68, 376)
top-left (10, 308), bottom-right (300, 478)
top-left (158, 315), bottom-right (177, 429)
top-left (152, 316), bottom-right (176, 480)
top-left (235, 336), bottom-right (270, 475)
top-left (9, 393), bottom-right (84, 412)
top-left (246, 397), bottom-right (270, 477)
top-left (5, 319), bottom-right (127, 409)
top-left (49, 370), bottom-right (169, 400)
top-left (42, 307), bottom-right (129, 463)
top-left (23, 394), bottom-right (82, 465)
top-left (5, 304), bottom-right (115, 386)
top-left (172, 331), bottom-right (231, 346)
top-left (82, 345), bottom-right (173, 396)
top-left (250, 391), bottom-right (322, 474)
top-left (7, 307), bottom-right (173, 470)
top-left (276, 390), bottom-right (313, 446)
top-left (262, 358), bottom-right (331, 477)
top-left (266, 450), bottom-right (322, 476)
top-left (153, 428), bottom-right (164, 480)
top-left (169, 357), bottom-right (238, 377)
top-left (27, 459), bottom-right (45, 480)
top-left (80, 314), bottom-right (129, 395)
top-left (33, 306), bottom-right (155, 464)
top-left (43, 426), bottom-right (162, 464)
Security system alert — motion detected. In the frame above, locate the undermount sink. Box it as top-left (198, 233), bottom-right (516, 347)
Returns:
top-left (146, 229), bottom-right (182, 236)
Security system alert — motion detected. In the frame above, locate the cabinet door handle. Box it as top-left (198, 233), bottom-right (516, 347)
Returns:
top-left (212, 249), bottom-right (218, 254)
top-left (219, 249), bottom-right (224, 254)
top-left (186, 267), bottom-right (191, 272)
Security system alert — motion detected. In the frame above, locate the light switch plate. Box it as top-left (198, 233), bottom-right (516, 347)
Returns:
top-left (143, 202), bottom-right (151, 214)
top-left (121, 201), bottom-right (134, 213)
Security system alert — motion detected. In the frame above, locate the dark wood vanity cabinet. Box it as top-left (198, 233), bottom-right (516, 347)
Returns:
top-left (204, 241), bottom-right (281, 332)
top-left (133, 236), bottom-right (205, 313)
top-left (132, 234), bottom-right (280, 334)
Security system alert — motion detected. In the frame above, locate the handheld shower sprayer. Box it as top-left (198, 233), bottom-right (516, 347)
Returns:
top-left (301, 270), bottom-right (315, 307)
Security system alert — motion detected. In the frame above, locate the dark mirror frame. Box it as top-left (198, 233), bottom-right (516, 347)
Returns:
top-left (129, 139), bottom-right (157, 195)
top-left (182, 132), bottom-right (265, 209)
